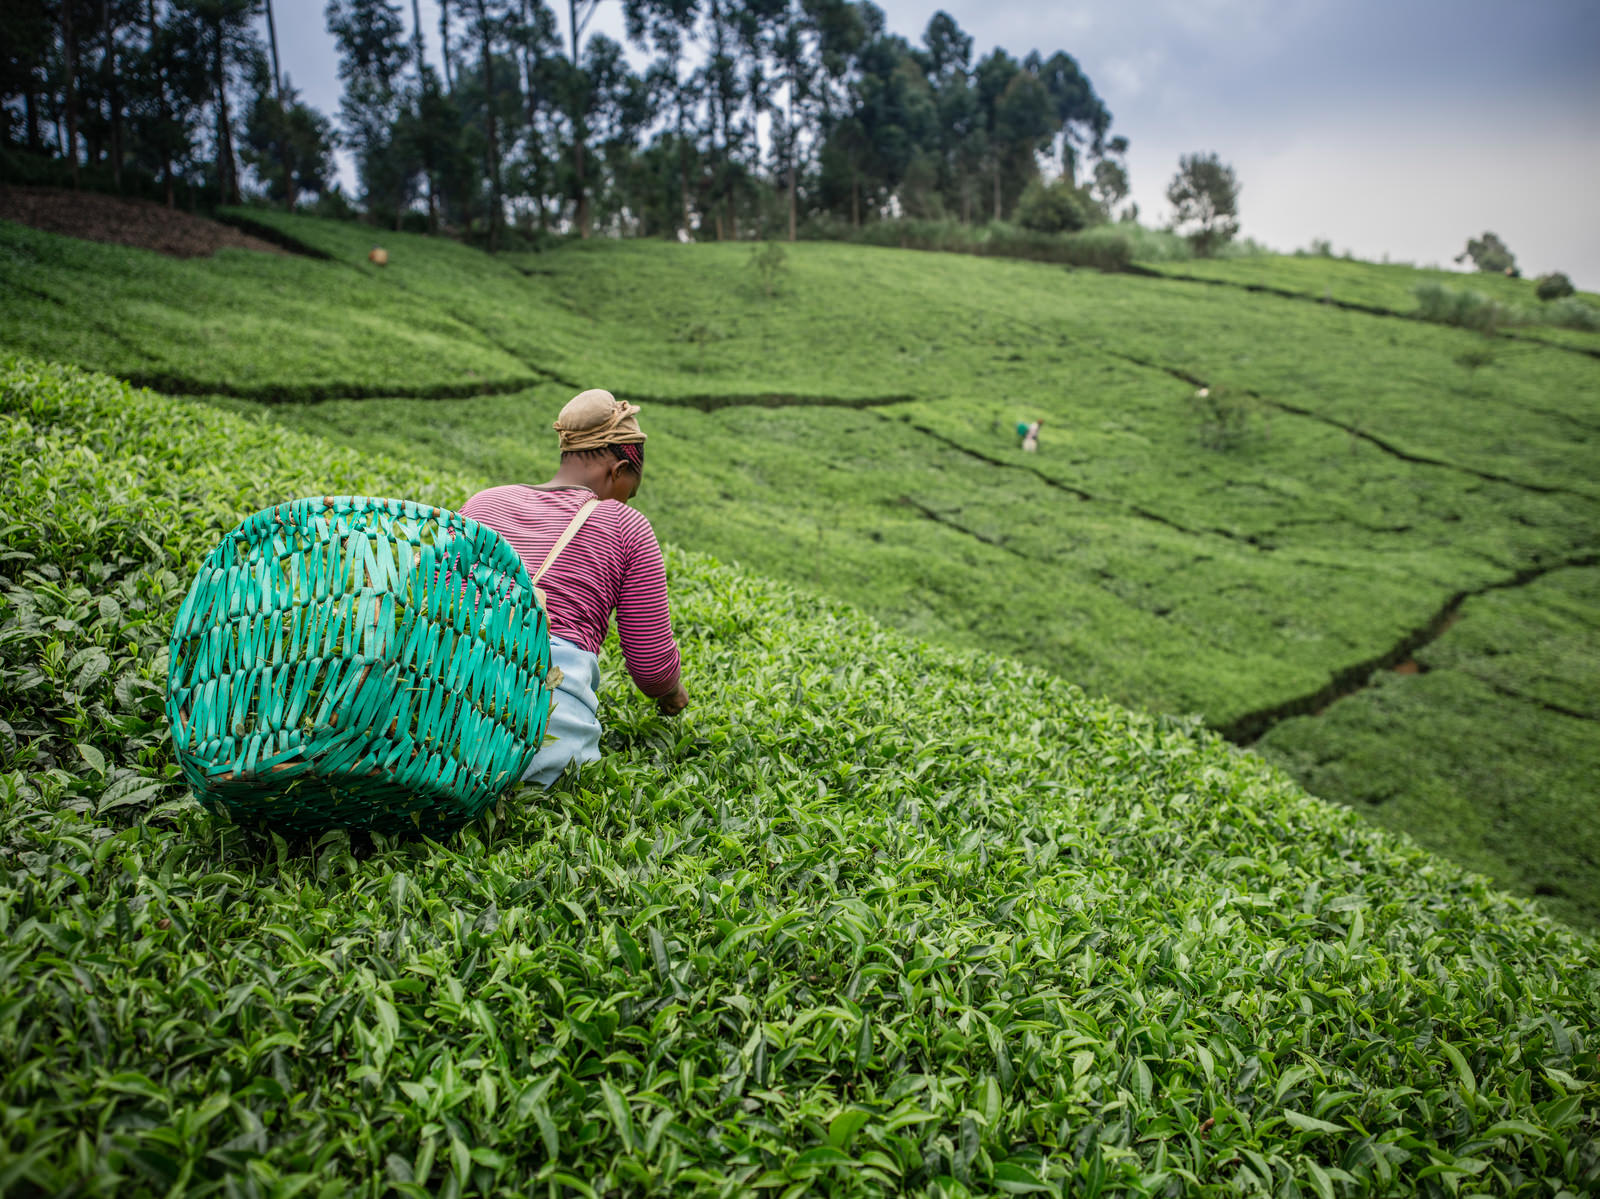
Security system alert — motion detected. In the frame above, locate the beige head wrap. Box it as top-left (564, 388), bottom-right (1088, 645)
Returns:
top-left (553, 389), bottom-right (647, 452)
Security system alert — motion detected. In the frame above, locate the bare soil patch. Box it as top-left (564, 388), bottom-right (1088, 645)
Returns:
top-left (0, 186), bottom-right (285, 258)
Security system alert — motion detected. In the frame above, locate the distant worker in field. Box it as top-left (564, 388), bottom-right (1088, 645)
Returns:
top-left (1018, 418), bottom-right (1043, 452)
top-left (461, 390), bottom-right (688, 785)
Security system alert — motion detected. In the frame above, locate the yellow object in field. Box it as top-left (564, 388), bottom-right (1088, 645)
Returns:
top-left (369, 247), bottom-right (388, 266)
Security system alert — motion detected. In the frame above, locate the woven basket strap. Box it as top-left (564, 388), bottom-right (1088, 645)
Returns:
top-left (531, 497), bottom-right (601, 588)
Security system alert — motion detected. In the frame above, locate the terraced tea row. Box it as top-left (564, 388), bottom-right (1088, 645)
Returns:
top-left (2, 212), bottom-right (1596, 926)
top-left (3, 357), bottom-right (1596, 1196)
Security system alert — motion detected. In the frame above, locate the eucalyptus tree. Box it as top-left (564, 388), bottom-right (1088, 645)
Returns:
top-left (0, 0), bottom-right (55, 154)
top-left (1090, 134), bottom-right (1128, 218)
top-left (698, 0), bottom-right (746, 237)
top-left (916, 10), bottom-right (979, 221)
top-left (327, 0), bottom-right (413, 223)
top-left (96, 0), bottom-right (137, 191)
top-left (805, 0), bottom-right (869, 224)
top-left (461, 0), bottom-right (512, 248)
top-left (176, 0), bottom-right (261, 204)
top-left (139, 0), bottom-right (216, 205)
top-left (1167, 151), bottom-right (1239, 256)
top-left (580, 33), bottom-right (651, 232)
top-left (503, 0), bottom-right (560, 228)
top-left (564, 0), bottom-right (610, 237)
top-left (241, 68), bottom-right (334, 205)
top-left (1030, 49), bottom-right (1108, 186)
top-left (753, 0), bottom-right (815, 239)
top-left (623, 0), bottom-right (699, 235)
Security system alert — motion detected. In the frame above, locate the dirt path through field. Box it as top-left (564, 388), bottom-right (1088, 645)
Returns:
top-left (0, 186), bottom-right (285, 258)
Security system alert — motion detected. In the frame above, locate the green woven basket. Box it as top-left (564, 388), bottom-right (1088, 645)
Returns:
top-left (166, 496), bottom-right (552, 834)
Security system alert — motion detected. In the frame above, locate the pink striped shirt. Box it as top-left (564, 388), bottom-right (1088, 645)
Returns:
top-left (460, 485), bottom-right (682, 695)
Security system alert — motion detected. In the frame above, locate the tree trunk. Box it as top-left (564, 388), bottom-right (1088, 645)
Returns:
top-left (102, 1), bottom-right (122, 191)
top-left (992, 158), bottom-right (1001, 221)
top-left (440, 3), bottom-right (455, 93)
top-left (676, 82), bottom-right (691, 237)
top-left (851, 165), bottom-right (859, 228)
top-left (148, 0), bottom-right (174, 206)
top-left (61, 2), bottom-right (80, 187)
top-left (213, 21), bottom-right (239, 205)
top-left (24, 75), bottom-right (41, 152)
top-left (569, 0), bottom-right (589, 238)
top-left (413, 0), bottom-right (438, 229)
top-left (786, 87), bottom-right (796, 242)
top-left (477, 0), bottom-right (501, 251)
top-left (519, 0), bottom-right (541, 236)
top-left (263, 0), bottom-right (293, 208)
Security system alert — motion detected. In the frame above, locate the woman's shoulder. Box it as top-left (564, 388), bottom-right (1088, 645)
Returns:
top-left (463, 483), bottom-right (539, 508)
top-left (597, 500), bottom-right (658, 541)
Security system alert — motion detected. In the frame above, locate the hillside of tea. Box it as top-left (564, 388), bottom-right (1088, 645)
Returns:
top-left (1, 211), bottom-right (1596, 927)
top-left (2, 357), bottom-right (1596, 1195)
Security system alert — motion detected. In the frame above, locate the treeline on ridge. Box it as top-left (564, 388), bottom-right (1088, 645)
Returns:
top-left (1, 1), bottom-right (1138, 249)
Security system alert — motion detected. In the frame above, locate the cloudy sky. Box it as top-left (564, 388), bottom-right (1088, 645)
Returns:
top-left (271, 0), bottom-right (1600, 286)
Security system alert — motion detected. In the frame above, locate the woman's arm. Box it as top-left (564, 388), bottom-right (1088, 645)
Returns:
top-left (614, 510), bottom-right (686, 712)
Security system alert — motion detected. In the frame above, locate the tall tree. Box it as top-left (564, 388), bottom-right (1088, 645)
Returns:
top-left (439, 0), bottom-right (455, 91)
top-left (61, 0), bottom-right (82, 185)
top-left (178, 0), bottom-right (259, 205)
top-left (1030, 49), bottom-right (1108, 185)
top-left (506, 0), bottom-right (557, 228)
top-left (327, 0), bottom-right (413, 223)
top-left (565, 0), bottom-right (606, 237)
top-left (242, 69), bottom-right (334, 205)
top-left (1167, 151), bottom-right (1239, 256)
top-left (100, 0), bottom-right (127, 190)
top-left (624, 0), bottom-right (698, 235)
top-left (0, 0), bottom-right (56, 153)
top-left (406, 0), bottom-right (441, 226)
top-left (467, 0), bottom-right (508, 248)
top-left (261, 0), bottom-right (297, 206)
top-left (918, 9), bottom-right (978, 221)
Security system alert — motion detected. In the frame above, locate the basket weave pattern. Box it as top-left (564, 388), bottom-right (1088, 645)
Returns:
top-left (166, 496), bottom-right (551, 833)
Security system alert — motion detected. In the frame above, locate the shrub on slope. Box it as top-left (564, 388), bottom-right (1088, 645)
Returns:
top-left (2, 358), bottom-right (1598, 1196)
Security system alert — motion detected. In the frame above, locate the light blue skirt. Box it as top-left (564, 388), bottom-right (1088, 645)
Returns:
top-left (522, 635), bottom-right (603, 787)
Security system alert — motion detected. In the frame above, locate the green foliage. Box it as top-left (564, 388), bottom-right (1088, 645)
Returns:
top-left (1014, 177), bottom-right (1093, 235)
top-left (747, 240), bottom-right (789, 297)
top-left (1413, 282), bottom-right (1600, 334)
top-left (1141, 255), bottom-right (1600, 350)
top-left (1535, 272), bottom-right (1576, 301)
top-left (1261, 567), bottom-right (1600, 928)
top-left (1413, 282), bottom-right (1516, 334)
top-left (1089, 158), bottom-right (1129, 219)
top-left (1545, 297), bottom-right (1600, 332)
top-left (1165, 153), bottom-right (1240, 257)
top-left (1455, 232), bottom-right (1517, 275)
top-left (1188, 385), bottom-right (1266, 451)
top-left (241, 77), bottom-right (336, 207)
top-left (799, 216), bottom-right (1133, 270)
top-left (3, 216), bottom-right (1599, 931)
top-left (4, 357), bottom-right (1599, 1195)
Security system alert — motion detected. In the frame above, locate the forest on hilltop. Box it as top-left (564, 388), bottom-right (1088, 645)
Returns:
top-left (1, 1), bottom-right (1138, 246)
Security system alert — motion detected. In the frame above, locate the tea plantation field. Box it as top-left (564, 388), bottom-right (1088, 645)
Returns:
top-left (1, 212), bottom-right (1597, 930)
top-left (3, 357), bottom-right (1598, 1195)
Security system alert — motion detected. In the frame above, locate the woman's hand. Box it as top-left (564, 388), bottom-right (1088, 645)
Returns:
top-left (656, 680), bottom-right (689, 717)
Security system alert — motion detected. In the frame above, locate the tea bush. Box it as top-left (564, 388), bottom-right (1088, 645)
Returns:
top-left (3, 358), bottom-right (1597, 1196)
top-left (1411, 283), bottom-right (1515, 334)
top-left (1535, 272), bottom-right (1575, 302)
top-left (4, 215), bottom-right (1599, 926)
top-left (796, 217), bottom-right (1133, 271)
